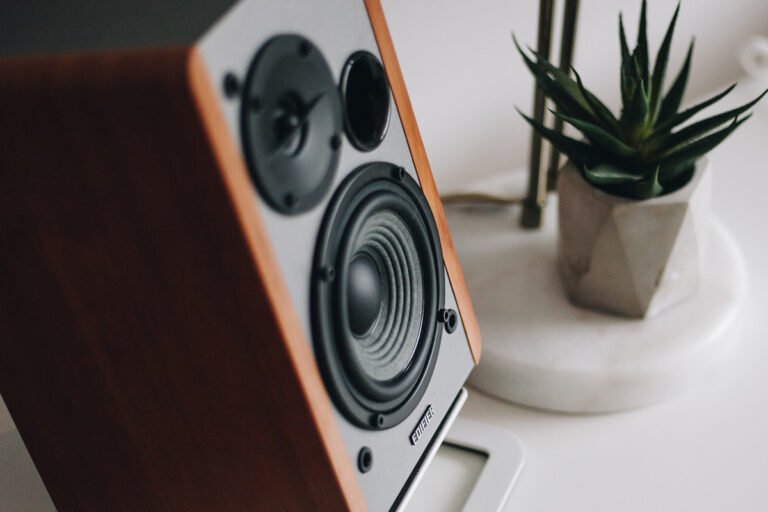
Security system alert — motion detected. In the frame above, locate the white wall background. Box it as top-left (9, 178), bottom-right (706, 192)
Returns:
top-left (381, 0), bottom-right (768, 190)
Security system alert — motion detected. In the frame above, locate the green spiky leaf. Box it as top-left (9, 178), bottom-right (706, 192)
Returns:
top-left (619, 14), bottom-right (632, 102)
top-left (657, 115), bottom-right (752, 169)
top-left (621, 60), bottom-right (636, 106)
top-left (551, 110), bottom-right (636, 157)
top-left (517, 109), bottom-right (609, 168)
top-left (584, 164), bottom-right (663, 200)
top-left (619, 14), bottom-right (631, 63)
top-left (514, 36), bottom-right (595, 121)
top-left (649, 3), bottom-right (680, 119)
top-left (657, 39), bottom-right (694, 124)
top-left (583, 164), bottom-right (645, 186)
top-left (621, 77), bottom-right (650, 138)
top-left (525, 44), bottom-right (594, 114)
top-left (652, 89), bottom-right (768, 153)
top-left (654, 83), bottom-right (737, 134)
top-left (636, 0), bottom-right (650, 84)
top-left (572, 67), bottom-right (620, 132)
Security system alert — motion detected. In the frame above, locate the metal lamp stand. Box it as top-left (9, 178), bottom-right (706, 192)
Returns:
top-left (521, 0), bottom-right (581, 228)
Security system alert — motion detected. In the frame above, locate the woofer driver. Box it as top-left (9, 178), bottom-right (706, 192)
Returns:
top-left (312, 162), bottom-right (444, 430)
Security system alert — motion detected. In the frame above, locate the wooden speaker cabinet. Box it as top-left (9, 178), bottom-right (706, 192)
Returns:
top-left (0, 1), bottom-right (481, 510)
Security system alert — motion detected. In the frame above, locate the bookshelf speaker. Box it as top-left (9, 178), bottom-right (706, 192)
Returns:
top-left (0, 1), bottom-right (481, 510)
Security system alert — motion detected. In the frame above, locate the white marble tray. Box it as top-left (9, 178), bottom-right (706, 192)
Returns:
top-left (447, 196), bottom-right (746, 413)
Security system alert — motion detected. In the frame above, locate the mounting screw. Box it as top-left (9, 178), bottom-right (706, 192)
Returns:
top-left (330, 134), bottom-right (342, 151)
top-left (284, 193), bottom-right (297, 209)
top-left (319, 265), bottom-right (336, 282)
top-left (370, 413), bottom-right (385, 429)
top-left (357, 446), bottom-right (373, 473)
top-left (222, 72), bottom-right (240, 99)
top-left (299, 40), bottom-right (312, 57)
top-left (439, 308), bottom-right (458, 334)
top-left (392, 166), bottom-right (406, 181)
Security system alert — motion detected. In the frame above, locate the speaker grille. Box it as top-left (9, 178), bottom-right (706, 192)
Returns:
top-left (312, 163), bottom-right (444, 430)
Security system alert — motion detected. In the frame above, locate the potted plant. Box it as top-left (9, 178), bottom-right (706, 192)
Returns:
top-left (516, 1), bottom-right (767, 318)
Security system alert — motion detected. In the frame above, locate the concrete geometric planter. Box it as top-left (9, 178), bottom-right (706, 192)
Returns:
top-left (557, 158), bottom-right (712, 318)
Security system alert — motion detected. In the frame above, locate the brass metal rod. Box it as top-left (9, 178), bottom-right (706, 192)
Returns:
top-left (440, 192), bottom-right (524, 206)
top-left (521, 0), bottom-right (556, 229)
top-left (545, 0), bottom-right (581, 192)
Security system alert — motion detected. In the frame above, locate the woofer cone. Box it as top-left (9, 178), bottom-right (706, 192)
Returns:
top-left (312, 163), bottom-right (444, 430)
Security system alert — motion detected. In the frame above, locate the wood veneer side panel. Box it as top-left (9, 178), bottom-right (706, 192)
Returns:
top-left (185, 48), bottom-right (366, 511)
top-left (0, 48), bottom-right (356, 511)
top-left (363, 0), bottom-right (482, 363)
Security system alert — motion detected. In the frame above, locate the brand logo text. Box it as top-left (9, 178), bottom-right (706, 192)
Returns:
top-left (409, 405), bottom-right (435, 446)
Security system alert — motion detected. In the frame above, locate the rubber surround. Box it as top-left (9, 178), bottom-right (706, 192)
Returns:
top-left (312, 163), bottom-right (444, 430)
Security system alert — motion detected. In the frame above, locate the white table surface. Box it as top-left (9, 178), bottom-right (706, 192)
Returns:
top-left (2, 78), bottom-right (768, 512)
top-left (407, 78), bottom-right (768, 511)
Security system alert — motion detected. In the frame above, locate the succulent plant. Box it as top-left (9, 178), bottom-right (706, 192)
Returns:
top-left (516, 1), bottom-right (767, 199)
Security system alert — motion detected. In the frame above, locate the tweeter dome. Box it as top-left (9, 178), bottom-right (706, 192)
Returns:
top-left (0, 1), bottom-right (481, 511)
top-left (240, 34), bottom-right (342, 214)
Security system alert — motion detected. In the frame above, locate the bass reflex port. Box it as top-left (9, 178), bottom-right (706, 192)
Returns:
top-left (340, 51), bottom-right (391, 152)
